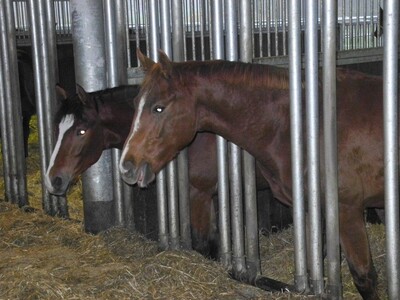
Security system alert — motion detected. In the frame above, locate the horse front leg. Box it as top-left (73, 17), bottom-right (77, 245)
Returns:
top-left (339, 204), bottom-right (379, 300)
top-left (189, 186), bottom-right (219, 259)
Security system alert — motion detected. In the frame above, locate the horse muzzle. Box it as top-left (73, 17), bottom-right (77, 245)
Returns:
top-left (120, 160), bottom-right (155, 187)
top-left (44, 173), bottom-right (71, 196)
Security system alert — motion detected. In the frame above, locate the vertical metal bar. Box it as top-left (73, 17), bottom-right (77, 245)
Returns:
top-left (167, 158), bottom-right (180, 250)
top-left (282, 0), bottom-right (287, 55)
top-left (383, 1), bottom-right (400, 299)
top-left (103, 0), bottom-right (126, 227)
top-left (288, 0), bottom-right (308, 293)
top-left (117, 0), bottom-right (135, 229)
top-left (268, 0), bottom-right (271, 56)
top-left (0, 15), bottom-right (12, 202)
top-left (27, 0), bottom-right (67, 216)
top-left (148, 0), bottom-right (169, 250)
top-left (199, 0), bottom-right (205, 61)
top-left (323, 1), bottom-right (341, 299)
top-left (349, 0), bottom-right (353, 49)
top-left (190, 0), bottom-right (196, 59)
top-left (172, 0), bottom-right (191, 250)
top-left (0, 0), bottom-right (27, 207)
top-left (211, 0), bottom-right (231, 269)
top-left (103, 0), bottom-right (131, 228)
top-left (0, 0), bottom-right (16, 202)
top-left (239, 0), bottom-right (260, 281)
top-left (274, 0), bottom-right (279, 55)
top-left (70, 0), bottom-right (115, 233)
top-left (256, 0), bottom-right (262, 58)
top-left (305, 0), bottom-right (323, 295)
top-left (160, 0), bottom-right (180, 251)
top-left (225, 0), bottom-right (246, 277)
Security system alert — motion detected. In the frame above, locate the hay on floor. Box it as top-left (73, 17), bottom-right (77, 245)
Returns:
top-left (0, 116), bottom-right (388, 299)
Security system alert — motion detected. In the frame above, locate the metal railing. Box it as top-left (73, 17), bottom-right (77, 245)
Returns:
top-left (13, 0), bottom-right (383, 54)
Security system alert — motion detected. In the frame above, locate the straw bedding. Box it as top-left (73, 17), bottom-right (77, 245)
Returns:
top-left (0, 117), bottom-right (387, 299)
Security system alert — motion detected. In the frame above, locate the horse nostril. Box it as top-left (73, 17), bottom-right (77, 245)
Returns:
top-left (121, 160), bottom-right (134, 173)
top-left (52, 176), bottom-right (63, 189)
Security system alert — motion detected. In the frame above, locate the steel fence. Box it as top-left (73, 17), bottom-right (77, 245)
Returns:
top-left (13, 0), bottom-right (383, 54)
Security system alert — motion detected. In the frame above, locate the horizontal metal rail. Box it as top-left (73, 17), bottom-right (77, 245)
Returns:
top-left (254, 47), bottom-right (399, 67)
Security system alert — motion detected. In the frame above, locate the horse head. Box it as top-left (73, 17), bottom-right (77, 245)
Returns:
top-left (45, 85), bottom-right (105, 195)
top-left (119, 49), bottom-right (198, 187)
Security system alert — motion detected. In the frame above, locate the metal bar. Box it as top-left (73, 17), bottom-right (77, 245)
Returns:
top-left (27, 0), bottom-right (66, 215)
top-left (172, 0), bottom-right (191, 250)
top-left (305, 0), bottom-right (323, 295)
top-left (225, 0), bottom-right (246, 277)
top-left (0, 0), bottom-right (27, 206)
top-left (383, 1), bottom-right (400, 299)
top-left (160, 0), bottom-right (180, 251)
top-left (104, 0), bottom-right (127, 227)
top-left (274, 0), bottom-right (279, 55)
top-left (104, 0), bottom-right (131, 228)
top-left (167, 160), bottom-right (180, 249)
top-left (240, 0), bottom-right (260, 281)
top-left (0, 6), bottom-right (12, 202)
top-left (70, 0), bottom-right (115, 233)
top-left (116, 0), bottom-right (134, 229)
top-left (288, 0), bottom-right (308, 293)
top-left (211, 0), bottom-right (231, 269)
top-left (323, 0), bottom-right (341, 299)
top-left (148, 0), bottom-right (169, 250)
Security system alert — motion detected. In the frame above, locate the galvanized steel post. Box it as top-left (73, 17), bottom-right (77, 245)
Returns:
top-left (211, 0), bottom-right (232, 269)
top-left (0, 0), bottom-right (27, 207)
top-left (288, 0), bottom-right (308, 293)
top-left (383, 1), bottom-right (400, 298)
top-left (240, 0), bottom-right (261, 281)
top-left (322, 1), bottom-right (341, 299)
top-left (70, 0), bottom-right (115, 233)
top-left (172, 0), bottom-right (192, 250)
top-left (147, 0), bottom-right (169, 250)
top-left (159, 0), bottom-right (181, 251)
top-left (26, 0), bottom-right (67, 216)
top-left (103, 0), bottom-right (133, 229)
top-left (305, 0), bottom-right (323, 294)
top-left (225, 0), bottom-right (246, 278)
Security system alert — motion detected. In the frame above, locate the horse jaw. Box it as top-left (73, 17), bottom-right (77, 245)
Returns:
top-left (120, 160), bottom-right (155, 187)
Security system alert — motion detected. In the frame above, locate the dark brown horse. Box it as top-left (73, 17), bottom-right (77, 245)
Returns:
top-left (17, 49), bottom-right (36, 156)
top-left (119, 50), bottom-right (387, 299)
top-left (44, 84), bottom-right (280, 258)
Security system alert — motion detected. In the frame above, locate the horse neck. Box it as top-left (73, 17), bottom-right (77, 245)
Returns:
top-left (194, 71), bottom-right (292, 163)
top-left (98, 92), bottom-right (135, 149)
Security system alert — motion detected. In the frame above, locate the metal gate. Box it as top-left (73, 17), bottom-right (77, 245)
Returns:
top-left (0, 0), bottom-right (399, 299)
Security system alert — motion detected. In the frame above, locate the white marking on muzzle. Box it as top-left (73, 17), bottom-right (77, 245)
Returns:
top-left (120, 92), bottom-right (147, 171)
top-left (44, 114), bottom-right (75, 189)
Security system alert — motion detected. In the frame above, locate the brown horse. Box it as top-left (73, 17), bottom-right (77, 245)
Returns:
top-left (18, 49), bottom-right (36, 157)
top-left (119, 50), bottom-right (387, 299)
top-left (44, 84), bottom-right (279, 258)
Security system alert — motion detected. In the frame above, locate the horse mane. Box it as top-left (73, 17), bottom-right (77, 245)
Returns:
top-left (54, 85), bottom-right (136, 125)
top-left (54, 93), bottom-right (85, 125)
top-left (173, 60), bottom-right (291, 90)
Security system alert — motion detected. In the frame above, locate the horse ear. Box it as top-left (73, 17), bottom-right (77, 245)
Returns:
top-left (137, 48), bottom-right (155, 71)
top-left (76, 84), bottom-right (89, 105)
top-left (55, 84), bottom-right (68, 101)
top-left (158, 49), bottom-right (172, 79)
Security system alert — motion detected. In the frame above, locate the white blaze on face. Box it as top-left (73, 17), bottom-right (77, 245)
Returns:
top-left (120, 92), bottom-right (147, 169)
top-left (44, 114), bottom-right (75, 187)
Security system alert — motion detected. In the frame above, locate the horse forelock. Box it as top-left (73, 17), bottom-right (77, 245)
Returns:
top-left (54, 94), bottom-right (84, 126)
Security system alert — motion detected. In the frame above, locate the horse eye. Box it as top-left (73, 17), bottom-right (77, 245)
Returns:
top-left (77, 129), bottom-right (86, 136)
top-left (153, 105), bottom-right (165, 114)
